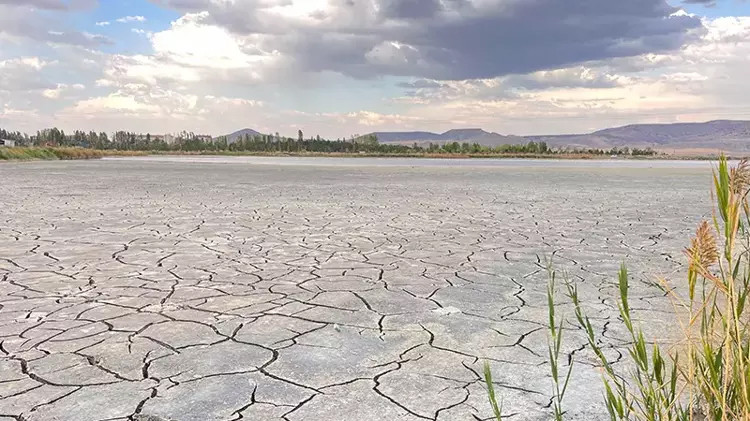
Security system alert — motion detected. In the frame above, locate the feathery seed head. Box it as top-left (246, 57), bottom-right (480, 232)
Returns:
top-left (730, 159), bottom-right (750, 196)
top-left (685, 221), bottom-right (719, 279)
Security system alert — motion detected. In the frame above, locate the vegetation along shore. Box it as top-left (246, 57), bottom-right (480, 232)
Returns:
top-left (0, 147), bottom-right (148, 161)
top-left (0, 127), bottom-right (667, 161)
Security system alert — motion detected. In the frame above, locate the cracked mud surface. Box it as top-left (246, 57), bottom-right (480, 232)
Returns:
top-left (0, 157), bottom-right (712, 420)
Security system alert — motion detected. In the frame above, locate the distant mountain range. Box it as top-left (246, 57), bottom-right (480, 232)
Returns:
top-left (221, 120), bottom-right (750, 153)
top-left (373, 120), bottom-right (750, 153)
top-left (372, 129), bottom-right (526, 146)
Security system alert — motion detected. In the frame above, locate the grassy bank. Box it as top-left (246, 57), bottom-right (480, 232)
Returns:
top-left (0, 148), bottom-right (609, 161)
top-left (1, 147), bottom-right (725, 161)
top-left (0, 147), bottom-right (145, 161)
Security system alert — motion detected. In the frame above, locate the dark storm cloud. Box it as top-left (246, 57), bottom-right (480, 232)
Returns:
top-left (377, 0), bottom-right (703, 79)
top-left (149, 0), bottom-right (705, 81)
top-left (379, 0), bottom-right (443, 19)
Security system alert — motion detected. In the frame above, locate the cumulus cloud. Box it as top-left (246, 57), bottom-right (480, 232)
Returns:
top-left (116, 15), bottom-right (146, 23)
top-left (93, 12), bottom-right (276, 92)
top-left (42, 83), bottom-right (86, 99)
top-left (57, 91), bottom-right (266, 134)
top-left (396, 67), bottom-right (626, 105)
top-left (0, 57), bottom-right (55, 92)
top-left (69, 94), bottom-right (160, 114)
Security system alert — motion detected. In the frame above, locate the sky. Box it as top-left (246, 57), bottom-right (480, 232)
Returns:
top-left (0, 0), bottom-right (749, 138)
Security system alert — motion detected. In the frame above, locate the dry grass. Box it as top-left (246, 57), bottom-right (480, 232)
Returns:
top-left (0, 147), bottom-right (146, 161)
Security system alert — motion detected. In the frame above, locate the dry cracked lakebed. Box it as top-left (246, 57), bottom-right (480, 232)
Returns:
top-left (0, 157), bottom-right (713, 420)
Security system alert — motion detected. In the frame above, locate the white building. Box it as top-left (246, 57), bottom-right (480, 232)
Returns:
top-left (0, 139), bottom-right (16, 147)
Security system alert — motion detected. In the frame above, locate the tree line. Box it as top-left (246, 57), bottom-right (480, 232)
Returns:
top-left (0, 127), bottom-right (657, 156)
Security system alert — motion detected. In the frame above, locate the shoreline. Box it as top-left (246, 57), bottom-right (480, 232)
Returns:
top-left (0, 147), bottom-right (728, 162)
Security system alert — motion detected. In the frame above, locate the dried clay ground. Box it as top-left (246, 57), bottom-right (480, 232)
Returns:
top-left (0, 157), bottom-right (712, 421)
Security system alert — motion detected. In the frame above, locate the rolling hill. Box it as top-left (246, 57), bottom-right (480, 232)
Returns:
top-left (372, 128), bottom-right (526, 147)
top-left (221, 128), bottom-right (264, 144)
top-left (373, 120), bottom-right (750, 153)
